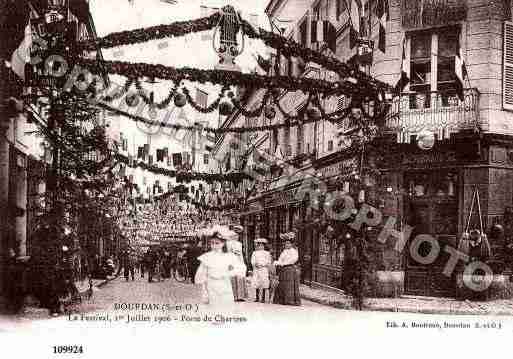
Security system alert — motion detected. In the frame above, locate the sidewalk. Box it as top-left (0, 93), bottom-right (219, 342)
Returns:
top-left (300, 284), bottom-right (513, 315)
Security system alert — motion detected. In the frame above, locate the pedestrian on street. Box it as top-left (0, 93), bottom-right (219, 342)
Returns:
top-left (194, 228), bottom-right (246, 306)
top-left (273, 232), bottom-right (301, 306)
top-left (154, 250), bottom-right (163, 282)
top-left (187, 240), bottom-right (204, 283)
top-left (146, 248), bottom-right (156, 283)
top-left (250, 238), bottom-right (272, 303)
top-left (139, 256), bottom-right (145, 278)
top-left (226, 225), bottom-right (248, 301)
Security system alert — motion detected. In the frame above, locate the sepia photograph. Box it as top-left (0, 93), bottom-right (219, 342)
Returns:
top-left (1, 0), bottom-right (513, 357)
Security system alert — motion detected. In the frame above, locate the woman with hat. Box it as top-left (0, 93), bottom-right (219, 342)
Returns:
top-left (226, 225), bottom-right (248, 301)
top-left (250, 238), bottom-right (272, 303)
top-left (194, 227), bottom-right (246, 306)
top-left (273, 232), bottom-right (301, 306)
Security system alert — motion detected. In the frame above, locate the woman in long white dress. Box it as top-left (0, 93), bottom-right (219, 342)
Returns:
top-left (194, 229), bottom-right (246, 306)
top-left (250, 238), bottom-right (272, 303)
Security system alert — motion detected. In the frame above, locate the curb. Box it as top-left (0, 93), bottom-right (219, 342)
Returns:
top-left (301, 293), bottom-right (513, 315)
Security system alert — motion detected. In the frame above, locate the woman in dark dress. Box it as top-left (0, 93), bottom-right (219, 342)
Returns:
top-left (273, 232), bottom-right (301, 306)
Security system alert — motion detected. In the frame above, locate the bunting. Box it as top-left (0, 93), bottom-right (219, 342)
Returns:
top-left (311, 20), bottom-right (337, 53)
top-left (348, 0), bottom-right (362, 49)
top-left (375, 0), bottom-right (389, 53)
top-left (394, 38), bottom-right (409, 94)
top-left (455, 38), bottom-right (468, 101)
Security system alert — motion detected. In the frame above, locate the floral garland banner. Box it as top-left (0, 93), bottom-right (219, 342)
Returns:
top-left (101, 76), bottom-right (360, 122)
top-left (76, 58), bottom-right (363, 98)
top-left (115, 153), bottom-right (252, 183)
top-left (74, 6), bottom-right (392, 95)
top-left (97, 102), bottom-right (327, 133)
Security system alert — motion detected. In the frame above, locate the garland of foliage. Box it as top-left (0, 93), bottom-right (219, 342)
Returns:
top-left (115, 153), bottom-right (252, 183)
top-left (97, 102), bottom-right (327, 133)
top-left (97, 75), bottom-right (388, 124)
top-left (76, 11), bottom-right (222, 52)
top-left (74, 6), bottom-right (392, 95)
top-left (76, 57), bottom-right (364, 98)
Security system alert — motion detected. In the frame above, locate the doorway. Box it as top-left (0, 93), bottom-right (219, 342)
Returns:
top-left (403, 170), bottom-right (459, 297)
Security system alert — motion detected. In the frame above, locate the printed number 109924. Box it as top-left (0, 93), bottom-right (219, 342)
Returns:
top-left (53, 346), bottom-right (84, 354)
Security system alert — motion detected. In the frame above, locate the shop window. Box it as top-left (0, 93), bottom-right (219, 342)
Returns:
top-left (318, 231), bottom-right (344, 266)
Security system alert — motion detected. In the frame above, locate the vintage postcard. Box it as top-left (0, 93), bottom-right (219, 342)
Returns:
top-left (1, 0), bottom-right (513, 357)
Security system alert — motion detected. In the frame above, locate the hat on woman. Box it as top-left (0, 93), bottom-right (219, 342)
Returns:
top-left (255, 238), bottom-right (268, 244)
top-left (211, 226), bottom-right (238, 241)
top-left (279, 232), bottom-right (296, 241)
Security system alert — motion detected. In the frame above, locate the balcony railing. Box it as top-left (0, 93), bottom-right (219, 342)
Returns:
top-left (385, 88), bottom-right (480, 139)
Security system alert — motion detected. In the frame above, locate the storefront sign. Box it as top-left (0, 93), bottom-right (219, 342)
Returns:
top-left (402, 0), bottom-right (467, 30)
top-left (320, 158), bottom-right (358, 178)
top-left (401, 151), bottom-right (457, 166)
top-left (264, 189), bottom-right (298, 208)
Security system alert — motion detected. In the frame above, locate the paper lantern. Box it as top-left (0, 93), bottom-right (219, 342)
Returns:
top-left (174, 92), bottom-right (187, 108)
top-left (417, 129), bottom-right (435, 150)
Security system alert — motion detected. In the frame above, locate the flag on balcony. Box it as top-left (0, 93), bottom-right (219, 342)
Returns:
top-left (254, 53), bottom-right (272, 74)
top-left (2, 0), bottom-right (32, 80)
top-left (311, 20), bottom-right (337, 53)
top-left (455, 39), bottom-right (468, 101)
top-left (173, 153), bottom-right (182, 167)
top-left (394, 38), bottom-right (409, 93)
top-left (375, 0), bottom-right (389, 53)
top-left (156, 149), bottom-right (164, 162)
top-left (137, 146), bottom-right (144, 159)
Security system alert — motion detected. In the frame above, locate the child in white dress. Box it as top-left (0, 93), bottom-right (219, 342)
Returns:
top-left (250, 238), bottom-right (272, 303)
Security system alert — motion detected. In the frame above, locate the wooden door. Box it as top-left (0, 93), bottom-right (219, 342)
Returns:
top-left (404, 198), bottom-right (458, 297)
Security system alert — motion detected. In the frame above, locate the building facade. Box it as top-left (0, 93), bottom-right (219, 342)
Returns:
top-left (213, 0), bottom-right (513, 297)
top-left (0, 0), bottom-right (109, 304)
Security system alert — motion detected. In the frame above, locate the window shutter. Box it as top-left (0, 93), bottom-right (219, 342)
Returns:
top-left (503, 21), bottom-right (513, 110)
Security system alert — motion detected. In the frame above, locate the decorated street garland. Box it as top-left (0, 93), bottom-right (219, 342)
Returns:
top-left (154, 190), bottom-right (240, 212)
top-left (76, 58), bottom-right (365, 98)
top-left (75, 6), bottom-right (393, 95)
top-left (76, 11), bottom-right (222, 52)
top-left (97, 102), bottom-right (330, 133)
top-left (115, 153), bottom-right (252, 183)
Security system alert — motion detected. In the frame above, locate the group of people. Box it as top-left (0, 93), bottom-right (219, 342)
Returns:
top-left (194, 225), bottom-right (301, 307)
top-left (116, 244), bottom-right (204, 284)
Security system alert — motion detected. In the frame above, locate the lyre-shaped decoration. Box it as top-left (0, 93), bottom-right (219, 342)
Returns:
top-left (213, 5), bottom-right (244, 71)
